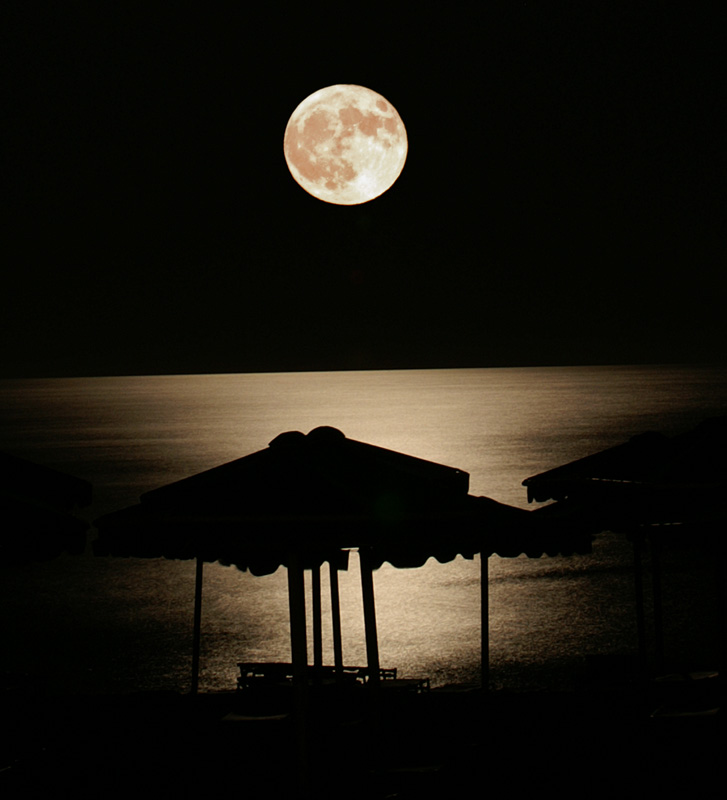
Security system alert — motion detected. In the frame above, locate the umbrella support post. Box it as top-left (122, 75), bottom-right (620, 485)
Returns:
top-left (359, 546), bottom-right (383, 780)
top-left (481, 553), bottom-right (489, 692)
top-left (312, 563), bottom-right (323, 676)
top-left (359, 548), bottom-right (380, 685)
top-left (632, 536), bottom-right (648, 676)
top-left (287, 552), bottom-right (310, 797)
top-left (650, 535), bottom-right (664, 674)
top-left (329, 562), bottom-right (344, 675)
top-left (719, 544), bottom-right (725, 716)
top-left (191, 556), bottom-right (203, 695)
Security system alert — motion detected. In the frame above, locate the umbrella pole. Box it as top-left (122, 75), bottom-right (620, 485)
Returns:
top-left (191, 556), bottom-right (203, 695)
top-left (312, 563), bottom-right (323, 676)
top-left (650, 534), bottom-right (665, 674)
top-left (287, 551), bottom-right (309, 682)
top-left (329, 562), bottom-right (344, 675)
top-left (287, 551), bottom-right (310, 796)
top-left (481, 553), bottom-right (489, 691)
top-left (719, 539), bottom-right (725, 717)
top-left (632, 535), bottom-right (647, 674)
top-left (359, 547), bottom-right (380, 684)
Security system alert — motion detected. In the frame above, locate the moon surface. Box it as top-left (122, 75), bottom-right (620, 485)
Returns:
top-left (284, 84), bottom-right (408, 205)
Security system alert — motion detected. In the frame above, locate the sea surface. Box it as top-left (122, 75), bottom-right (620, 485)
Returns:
top-left (1, 365), bottom-right (725, 695)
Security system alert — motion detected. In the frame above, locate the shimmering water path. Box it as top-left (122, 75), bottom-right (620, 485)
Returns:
top-left (1, 365), bottom-right (724, 693)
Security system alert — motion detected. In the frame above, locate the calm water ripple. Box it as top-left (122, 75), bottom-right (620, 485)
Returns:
top-left (1, 365), bottom-right (724, 693)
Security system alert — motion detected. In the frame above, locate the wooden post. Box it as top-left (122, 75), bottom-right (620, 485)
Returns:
top-left (287, 551), bottom-right (309, 796)
top-left (650, 534), bottom-right (664, 674)
top-left (191, 556), bottom-right (203, 695)
top-left (329, 561), bottom-right (344, 674)
top-left (312, 562), bottom-right (323, 676)
top-left (719, 535), bottom-right (725, 719)
top-left (359, 547), bottom-right (380, 684)
top-left (632, 535), bottom-right (647, 673)
top-left (287, 552), bottom-right (309, 683)
top-left (481, 552), bottom-right (489, 691)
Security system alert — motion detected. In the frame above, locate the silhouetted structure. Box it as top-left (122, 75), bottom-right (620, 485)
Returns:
top-left (523, 417), bottom-right (726, 710)
top-left (94, 426), bottom-right (592, 687)
top-left (94, 426), bottom-right (595, 795)
top-left (1, 452), bottom-right (91, 563)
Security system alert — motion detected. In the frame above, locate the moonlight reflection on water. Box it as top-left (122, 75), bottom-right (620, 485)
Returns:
top-left (1, 366), bottom-right (724, 693)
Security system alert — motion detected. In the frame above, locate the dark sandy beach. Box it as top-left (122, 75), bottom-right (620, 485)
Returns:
top-left (3, 528), bottom-right (723, 798)
top-left (2, 667), bottom-right (721, 799)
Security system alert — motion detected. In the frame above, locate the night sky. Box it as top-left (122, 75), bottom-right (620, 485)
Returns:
top-left (3, 4), bottom-right (724, 378)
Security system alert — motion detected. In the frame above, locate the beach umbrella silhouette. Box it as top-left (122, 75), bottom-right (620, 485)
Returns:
top-left (1, 452), bottom-right (91, 564)
top-left (94, 426), bottom-right (593, 692)
top-left (522, 416), bottom-right (727, 680)
top-left (522, 417), bottom-right (727, 517)
top-left (93, 426), bottom-right (478, 691)
top-left (93, 427), bottom-right (595, 794)
top-left (93, 426), bottom-right (482, 795)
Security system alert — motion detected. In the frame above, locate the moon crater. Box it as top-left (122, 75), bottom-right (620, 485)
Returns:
top-left (284, 85), bottom-right (408, 205)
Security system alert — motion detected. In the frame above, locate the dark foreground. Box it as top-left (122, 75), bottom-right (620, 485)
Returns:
top-left (2, 668), bottom-right (721, 799)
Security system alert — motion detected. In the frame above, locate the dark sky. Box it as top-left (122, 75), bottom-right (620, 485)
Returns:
top-left (3, 4), bottom-right (724, 378)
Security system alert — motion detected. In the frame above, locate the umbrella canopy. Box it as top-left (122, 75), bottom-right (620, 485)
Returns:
top-left (95, 425), bottom-right (591, 568)
top-left (522, 416), bottom-right (727, 532)
top-left (95, 425), bottom-right (476, 569)
top-left (1, 451), bottom-right (91, 563)
top-left (522, 417), bottom-right (727, 679)
top-left (94, 427), bottom-right (594, 696)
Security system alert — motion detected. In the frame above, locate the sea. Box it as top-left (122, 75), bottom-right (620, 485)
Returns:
top-left (1, 365), bottom-right (725, 696)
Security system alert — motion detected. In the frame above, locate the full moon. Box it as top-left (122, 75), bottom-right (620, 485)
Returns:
top-left (284, 84), bottom-right (408, 205)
